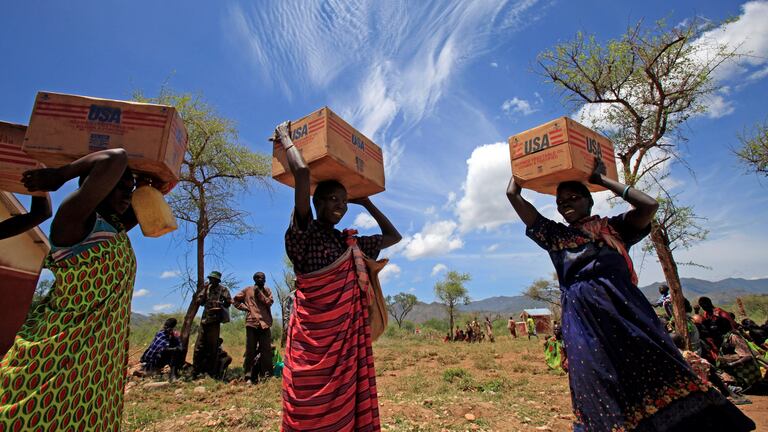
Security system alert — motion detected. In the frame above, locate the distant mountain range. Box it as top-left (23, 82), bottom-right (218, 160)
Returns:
top-left (131, 277), bottom-right (768, 325)
top-left (405, 277), bottom-right (768, 324)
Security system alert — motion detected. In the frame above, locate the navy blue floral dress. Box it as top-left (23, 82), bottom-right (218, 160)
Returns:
top-left (526, 214), bottom-right (754, 432)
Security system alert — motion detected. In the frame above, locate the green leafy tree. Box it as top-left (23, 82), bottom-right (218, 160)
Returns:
top-left (133, 88), bottom-right (271, 358)
top-left (385, 292), bottom-right (418, 328)
top-left (434, 271), bottom-right (471, 336)
top-left (537, 17), bottom-right (736, 345)
top-left (735, 119), bottom-right (768, 176)
top-left (30, 278), bottom-right (55, 311)
top-left (523, 273), bottom-right (561, 318)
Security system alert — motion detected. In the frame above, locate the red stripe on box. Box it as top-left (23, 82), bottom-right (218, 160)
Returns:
top-left (327, 122), bottom-right (351, 140)
top-left (122, 121), bottom-right (165, 128)
top-left (123, 110), bottom-right (168, 120)
top-left (122, 118), bottom-right (167, 126)
top-left (0, 149), bottom-right (31, 159)
top-left (328, 118), bottom-right (351, 135)
top-left (308, 118), bottom-right (324, 127)
top-left (0, 156), bottom-right (36, 166)
top-left (34, 107), bottom-right (87, 116)
top-left (0, 143), bottom-right (25, 152)
top-left (37, 102), bottom-right (89, 111)
top-left (364, 150), bottom-right (382, 163)
top-left (33, 111), bottom-right (83, 120)
top-left (365, 146), bottom-right (382, 159)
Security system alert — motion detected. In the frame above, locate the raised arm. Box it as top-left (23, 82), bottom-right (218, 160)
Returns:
top-left (0, 194), bottom-right (52, 240)
top-left (588, 158), bottom-right (659, 230)
top-left (22, 149), bottom-right (129, 246)
top-left (349, 197), bottom-right (402, 249)
top-left (506, 177), bottom-right (541, 228)
top-left (274, 122), bottom-right (311, 229)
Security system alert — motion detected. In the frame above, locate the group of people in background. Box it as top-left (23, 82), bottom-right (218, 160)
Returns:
top-left (653, 285), bottom-right (768, 405)
top-left (140, 269), bottom-right (277, 384)
top-left (447, 316), bottom-right (497, 343)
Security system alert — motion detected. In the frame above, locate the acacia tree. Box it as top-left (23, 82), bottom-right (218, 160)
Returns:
top-left (523, 273), bottom-right (561, 318)
top-left (133, 88), bottom-right (271, 358)
top-left (735, 119), bottom-right (768, 176)
top-left (385, 292), bottom-right (418, 328)
top-left (434, 271), bottom-right (471, 336)
top-left (538, 18), bottom-right (736, 344)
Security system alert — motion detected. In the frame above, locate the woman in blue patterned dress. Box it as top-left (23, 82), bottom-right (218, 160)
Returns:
top-left (506, 160), bottom-right (754, 431)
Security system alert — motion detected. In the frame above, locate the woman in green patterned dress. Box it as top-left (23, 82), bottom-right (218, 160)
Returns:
top-left (0, 149), bottom-right (138, 432)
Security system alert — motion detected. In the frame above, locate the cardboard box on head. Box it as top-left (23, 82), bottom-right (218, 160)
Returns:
top-left (272, 107), bottom-right (385, 199)
top-left (508, 117), bottom-right (619, 195)
top-left (22, 92), bottom-right (188, 189)
top-left (0, 121), bottom-right (45, 196)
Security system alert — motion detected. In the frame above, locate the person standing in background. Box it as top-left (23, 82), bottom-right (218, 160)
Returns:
top-left (193, 271), bottom-right (232, 378)
top-left (233, 271), bottom-right (274, 383)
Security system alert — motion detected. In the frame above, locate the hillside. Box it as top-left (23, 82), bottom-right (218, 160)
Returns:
top-left (130, 278), bottom-right (768, 325)
top-left (405, 277), bottom-right (768, 323)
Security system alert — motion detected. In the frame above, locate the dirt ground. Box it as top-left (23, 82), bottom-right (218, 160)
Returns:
top-left (122, 335), bottom-right (768, 431)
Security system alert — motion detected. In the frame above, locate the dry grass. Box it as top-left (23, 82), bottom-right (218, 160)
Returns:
top-left (123, 328), bottom-right (574, 432)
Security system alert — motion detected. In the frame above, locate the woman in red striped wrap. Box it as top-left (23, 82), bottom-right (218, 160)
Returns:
top-left (274, 121), bottom-right (401, 432)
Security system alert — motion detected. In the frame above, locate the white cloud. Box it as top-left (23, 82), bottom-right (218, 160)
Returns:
top-left (703, 93), bottom-right (736, 118)
top-left (401, 220), bottom-right (464, 260)
top-left (501, 97), bottom-right (536, 116)
top-left (455, 142), bottom-right (518, 232)
top-left (160, 270), bottom-right (180, 279)
top-left (133, 288), bottom-right (150, 298)
top-left (431, 263), bottom-right (448, 276)
top-left (485, 243), bottom-right (501, 252)
top-left (226, 1), bottom-right (541, 173)
top-left (490, 62), bottom-right (499, 68)
top-left (687, 1), bottom-right (768, 116)
top-left (379, 263), bottom-right (402, 283)
top-left (152, 304), bottom-right (174, 312)
top-left (692, 1), bottom-right (768, 83)
top-left (353, 213), bottom-right (378, 230)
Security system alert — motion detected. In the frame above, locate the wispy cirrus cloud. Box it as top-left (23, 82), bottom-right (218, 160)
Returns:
top-left (226, 1), bottom-right (542, 174)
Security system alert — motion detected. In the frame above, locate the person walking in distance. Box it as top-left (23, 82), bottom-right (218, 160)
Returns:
top-left (233, 271), bottom-right (275, 383)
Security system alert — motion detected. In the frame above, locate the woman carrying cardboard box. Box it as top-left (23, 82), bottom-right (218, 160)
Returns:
top-left (274, 121), bottom-right (401, 432)
top-left (0, 149), bottom-right (138, 431)
top-left (506, 159), bottom-right (755, 432)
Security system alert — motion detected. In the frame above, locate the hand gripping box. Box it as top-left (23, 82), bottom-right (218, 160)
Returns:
top-left (272, 107), bottom-right (385, 199)
top-left (508, 116), bottom-right (618, 195)
top-left (0, 121), bottom-right (45, 196)
top-left (22, 92), bottom-right (188, 188)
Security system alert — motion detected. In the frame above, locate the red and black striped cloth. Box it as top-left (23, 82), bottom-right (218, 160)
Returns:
top-left (282, 236), bottom-right (380, 432)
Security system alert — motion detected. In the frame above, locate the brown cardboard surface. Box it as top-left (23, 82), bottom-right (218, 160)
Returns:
top-left (272, 107), bottom-right (385, 199)
top-left (0, 121), bottom-right (45, 196)
top-left (22, 92), bottom-right (188, 185)
top-left (509, 116), bottom-right (618, 195)
top-left (0, 191), bottom-right (49, 355)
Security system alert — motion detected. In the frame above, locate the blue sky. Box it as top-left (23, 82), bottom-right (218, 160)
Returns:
top-left (2, 1), bottom-right (767, 317)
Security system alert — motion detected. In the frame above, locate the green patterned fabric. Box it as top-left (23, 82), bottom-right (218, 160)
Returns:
top-left (0, 232), bottom-right (135, 432)
top-left (544, 336), bottom-right (563, 372)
